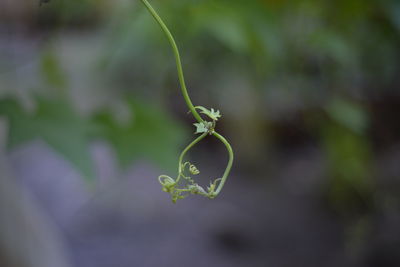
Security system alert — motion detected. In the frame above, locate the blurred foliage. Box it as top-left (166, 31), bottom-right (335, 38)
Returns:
top-left (1, 0), bottom-right (399, 200)
top-left (94, 99), bottom-right (186, 171)
top-left (323, 106), bottom-right (373, 214)
top-left (324, 98), bottom-right (372, 211)
top-left (0, 98), bottom-right (95, 179)
top-left (0, 2), bottom-right (399, 264)
top-left (0, 96), bottom-right (185, 181)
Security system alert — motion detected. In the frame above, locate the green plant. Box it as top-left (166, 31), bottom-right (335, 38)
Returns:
top-left (140, 0), bottom-right (234, 203)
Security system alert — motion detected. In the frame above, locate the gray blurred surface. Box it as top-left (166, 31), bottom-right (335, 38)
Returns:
top-left (0, 120), bottom-right (71, 267)
top-left (7, 140), bottom-right (349, 267)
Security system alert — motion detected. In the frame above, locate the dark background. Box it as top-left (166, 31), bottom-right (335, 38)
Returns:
top-left (1, 0), bottom-right (399, 266)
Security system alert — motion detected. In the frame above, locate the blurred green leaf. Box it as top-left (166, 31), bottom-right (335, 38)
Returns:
top-left (326, 98), bottom-right (368, 134)
top-left (191, 4), bottom-right (248, 53)
top-left (320, 113), bottom-right (373, 214)
top-left (0, 98), bottom-right (95, 181)
top-left (384, 0), bottom-right (400, 32)
top-left (40, 50), bottom-right (67, 88)
top-left (309, 31), bottom-right (356, 67)
top-left (94, 99), bottom-right (187, 172)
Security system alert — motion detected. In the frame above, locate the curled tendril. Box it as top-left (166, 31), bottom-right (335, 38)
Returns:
top-left (157, 162), bottom-right (223, 203)
top-left (141, 0), bottom-right (234, 203)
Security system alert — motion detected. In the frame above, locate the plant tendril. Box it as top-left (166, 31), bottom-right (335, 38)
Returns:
top-left (140, 0), bottom-right (234, 203)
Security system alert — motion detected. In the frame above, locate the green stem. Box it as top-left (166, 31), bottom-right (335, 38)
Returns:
top-left (140, 0), bottom-right (234, 201)
top-left (140, 0), bottom-right (203, 123)
top-left (176, 132), bottom-right (208, 183)
top-left (212, 131), bottom-right (234, 195)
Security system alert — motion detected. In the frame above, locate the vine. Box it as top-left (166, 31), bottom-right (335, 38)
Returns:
top-left (140, 0), bottom-right (234, 203)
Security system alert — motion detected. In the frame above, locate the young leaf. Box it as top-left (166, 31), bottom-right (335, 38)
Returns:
top-left (195, 106), bottom-right (221, 121)
top-left (193, 122), bottom-right (208, 134)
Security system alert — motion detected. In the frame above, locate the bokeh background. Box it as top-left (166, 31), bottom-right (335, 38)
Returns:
top-left (1, 0), bottom-right (400, 266)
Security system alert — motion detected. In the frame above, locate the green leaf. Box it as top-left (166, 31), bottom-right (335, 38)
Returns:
top-left (326, 98), bottom-right (368, 134)
top-left (40, 50), bottom-right (67, 88)
top-left (193, 121), bottom-right (214, 134)
top-left (192, 6), bottom-right (248, 53)
top-left (194, 106), bottom-right (221, 121)
top-left (0, 98), bottom-right (95, 181)
top-left (93, 99), bottom-right (186, 172)
top-left (193, 122), bottom-right (208, 134)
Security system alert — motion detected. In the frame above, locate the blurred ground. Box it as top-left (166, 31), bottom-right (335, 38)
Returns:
top-left (5, 139), bottom-right (400, 267)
